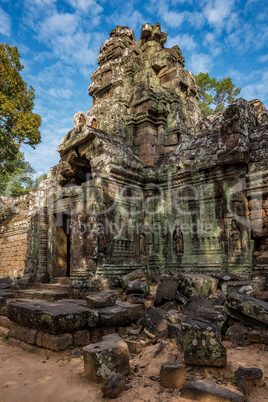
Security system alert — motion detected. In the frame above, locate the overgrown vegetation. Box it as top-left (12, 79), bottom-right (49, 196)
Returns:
top-left (194, 72), bottom-right (241, 117)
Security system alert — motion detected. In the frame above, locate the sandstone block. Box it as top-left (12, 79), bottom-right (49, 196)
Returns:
top-left (102, 372), bottom-right (126, 398)
top-left (225, 323), bottom-right (248, 346)
top-left (85, 291), bottom-right (116, 308)
top-left (0, 326), bottom-right (9, 337)
top-left (97, 301), bottom-right (144, 327)
top-left (126, 280), bottom-right (150, 296)
top-left (0, 276), bottom-right (12, 290)
top-left (177, 273), bottom-right (218, 298)
top-left (181, 378), bottom-right (244, 401)
top-left (208, 290), bottom-right (226, 305)
top-left (37, 331), bottom-right (73, 351)
top-left (83, 334), bottom-right (130, 382)
top-left (221, 281), bottom-right (260, 296)
top-left (120, 269), bottom-right (146, 289)
top-left (0, 297), bottom-right (7, 314)
top-left (9, 324), bottom-right (38, 345)
top-left (224, 292), bottom-right (268, 328)
top-left (7, 300), bottom-right (99, 334)
top-left (247, 328), bottom-right (268, 344)
top-left (181, 318), bottom-right (227, 367)
top-left (73, 329), bottom-right (90, 346)
top-left (155, 275), bottom-right (179, 304)
top-left (143, 306), bottom-right (167, 335)
top-left (160, 362), bottom-right (185, 389)
top-left (0, 315), bottom-right (11, 328)
top-left (127, 293), bottom-right (144, 304)
top-left (235, 366), bottom-right (263, 396)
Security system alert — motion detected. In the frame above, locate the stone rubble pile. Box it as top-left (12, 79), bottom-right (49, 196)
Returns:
top-left (0, 268), bottom-right (267, 399)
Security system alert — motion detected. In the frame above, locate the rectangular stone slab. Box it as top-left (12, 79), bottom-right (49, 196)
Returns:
top-left (97, 301), bottom-right (144, 327)
top-left (85, 291), bottom-right (116, 308)
top-left (224, 292), bottom-right (268, 327)
top-left (7, 299), bottom-right (99, 335)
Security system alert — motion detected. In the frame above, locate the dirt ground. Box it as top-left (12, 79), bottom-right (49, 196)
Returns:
top-left (0, 337), bottom-right (267, 402)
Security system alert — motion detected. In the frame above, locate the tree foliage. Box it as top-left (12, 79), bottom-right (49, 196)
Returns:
top-left (194, 72), bottom-right (241, 117)
top-left (0, 151), bottom-right (35, 196)
top-left (0, 43), bottom-right (42, 196)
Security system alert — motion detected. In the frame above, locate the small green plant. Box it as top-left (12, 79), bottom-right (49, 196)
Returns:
top-left (228, 374), bottom-right (238, 386)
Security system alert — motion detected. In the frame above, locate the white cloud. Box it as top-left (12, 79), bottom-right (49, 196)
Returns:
top-left (166, 33), bottom-right (196, 52)
top-left (38, 13), bottom-right (79, 41)
top-left (258, 54), bottom-right (268, 63)
top-left (66, 0), bottom-right (103, 15)
top-left (47, 88), bottom-right (74, 99)
top-left (0, 7), bottom-right (12, 36)
top-left (203, 0), bottom-right (235, 30)
top-left (189, 53), bottom-right (214, 73)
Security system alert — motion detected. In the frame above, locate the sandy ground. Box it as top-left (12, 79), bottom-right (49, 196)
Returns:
top-left (0, 337), bottom-right (267, 402)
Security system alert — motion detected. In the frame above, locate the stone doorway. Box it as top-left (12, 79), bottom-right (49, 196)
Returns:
top-left (53, 213), bottom-right (71, 278)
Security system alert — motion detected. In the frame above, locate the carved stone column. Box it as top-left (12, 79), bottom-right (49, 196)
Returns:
top-left (36, 207), bottom-right (49, 282)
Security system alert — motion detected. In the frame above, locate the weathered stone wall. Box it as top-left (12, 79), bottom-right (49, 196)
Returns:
top-left (0, 196), bottom-right (31, 278)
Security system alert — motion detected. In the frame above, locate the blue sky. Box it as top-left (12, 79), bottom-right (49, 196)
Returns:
top-left (0, 0), bottom-right (267, 176)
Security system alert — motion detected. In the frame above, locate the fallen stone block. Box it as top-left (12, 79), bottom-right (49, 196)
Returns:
top-left (181, 378), bottom-right (245, 401)
top-left (167, 323), bottom-right (183, 346)
top-left (73, 329), bottom-right (90, 346)
top-left (9, 324), bottom-right (38, 345)
top-left (0, 315), bottom-right (11, 328)
top-left (127, 293), bottom-right (144, 304)
top-left (160, 362), bottom-right (185, 389)
top-left (181, 318), bottom-right (227, 367)
top-left (0, 297), bottom-right (6, 314)
top-left (225, 323), bottom-right (248, 346)
top-left (85, 291), bottom-right (116, 308)
top-left (0, 276), bottom-right (13, 290)
top-left (235, 366), bottom-right (263, 396)
top-left (222, 281), bottom-right (260, 296)
top-left (90, 327), bottom-right (116, 343)
top-left (36, 331), bottom-right (73, 351)
top-left (155, 276), bottom-right (179, 304)
top-left (126, 280), bottom-right (150, 296)
top-left (125, 339), bottom-right (142, 354)
top-left (181, 296), bottom-right (226, 332)
top-left (247, 328), bottom-right (268, 344)
top-left (175, 290), bottom-right (188, 304)
top-left (212, 270), bottom-right (245, 285)
top-left (180, 293), bottom-right (214, 313)
top-left (0, 326), bottom-right (9, 337)
top-left (120, 269), bottom-right (146, 289)
top-left (102, 372), bottom-right (126, 398)
top-left (97, 301), bottom-right (144, 327)
top-left (143, 306), bottom-right (167, 335)
top-left (252, 291), bottom-right (268, 302)
top-left (208, 290), bottom-right (226, 305)
top-left (83, 334), bottom-right (130, 382)
top-left (224, 292), bottom-right (268, 328)
top-left (7, 300), bottom-right (99, 334)
top-left (177, 273), bottom-right (218, 298)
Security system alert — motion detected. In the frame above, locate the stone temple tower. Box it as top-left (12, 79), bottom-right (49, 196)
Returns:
top-left (0, 23), bottom-right (267, 291)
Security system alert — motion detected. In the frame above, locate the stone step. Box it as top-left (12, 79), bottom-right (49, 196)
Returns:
top-left (50, 277), bottom-right (70, 285)
top-left (28, 283), bottom-right (70, 292)
top-left (13, 289), bottom-right (70, 302)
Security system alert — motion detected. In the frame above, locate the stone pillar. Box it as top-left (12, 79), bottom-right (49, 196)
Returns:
top-left (36, 207), bottom-right (49, 283)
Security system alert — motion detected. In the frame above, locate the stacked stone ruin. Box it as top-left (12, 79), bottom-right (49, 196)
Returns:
top-left (0, 26), bottom-right (267, 398)
top-left (1, 23), bottom-right (268, 287)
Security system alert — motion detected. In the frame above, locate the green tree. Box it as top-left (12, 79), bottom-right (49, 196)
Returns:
top-left (0, 151), bottom-right (35, 196)
top-left (194, 72), bottom-right (241, 117)
top-left (0, 43), bottom-right (41, 185)
top-left (33, 173), bottom-right (47, 189)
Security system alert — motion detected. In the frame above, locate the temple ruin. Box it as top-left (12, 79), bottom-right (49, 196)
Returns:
top-left (0, 22), bottom-right (268, 288)
top-left (0, 24), bottom-right (268, 400)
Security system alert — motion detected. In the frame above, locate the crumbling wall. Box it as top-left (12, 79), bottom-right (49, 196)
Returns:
top-left (0, 196), bottom-right (31, 278)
